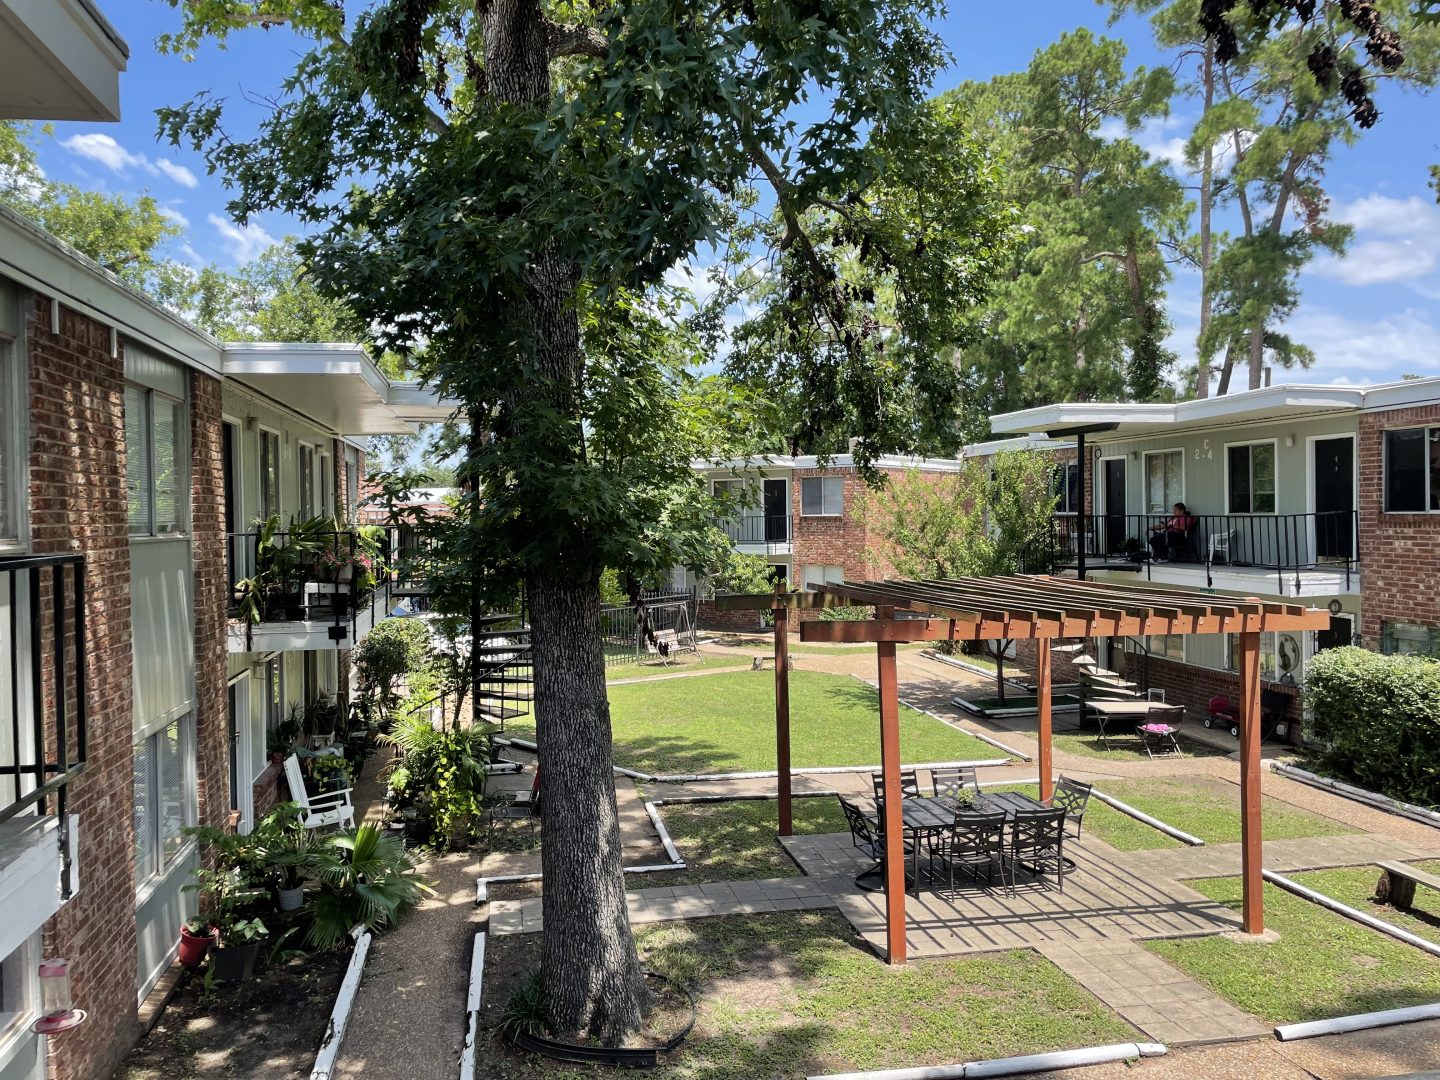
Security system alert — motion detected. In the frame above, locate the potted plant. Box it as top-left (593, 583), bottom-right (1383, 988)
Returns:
top-left (179, 916), bottom-right (216, 968)
top-left (211, 916), bottom-right (269, 982)
top-left (266, 828), bottom-right (318, 912)
top-left (312, 753), bottom-right (351, 793)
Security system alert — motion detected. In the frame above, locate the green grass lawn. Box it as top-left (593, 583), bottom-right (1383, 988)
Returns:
top-left (510, 670), bottom-right (1004, 775)
top-left (605, 653), bottom-right (754, 683)
top-left (1289, 861), bottom-right (1440, 949)
top-left (1145, 877), bottom-right (1440, 1024)
top-left (1078, 778), bottom-right (1357, 851)
top-left (654, 797), bottom-right (846, 887)
top-left (1046, 728), bottom-right (1232, 761)
top-left (480, 911), bottom-right (1138, 1079)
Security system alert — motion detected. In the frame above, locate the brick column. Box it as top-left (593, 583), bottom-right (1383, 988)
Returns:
top-left (27, 296), bottom-right (141, 1080)
top-left (191, 370), bottom-right (230, 834)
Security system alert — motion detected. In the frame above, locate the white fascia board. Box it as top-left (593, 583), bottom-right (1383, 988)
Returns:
top-left (0, 0), bottom-right (128, 122)
top-left (961, 435), bottom-right (1074, 457)
top-left (0, 815), bottom-right (66, 960)
top-left (386, 380), bottom-right (461, 422)
top-left (988, 402), bottom-right (1176, 434)
top-left (0, 207), bottom-right (222, 375)
top-left (221, 341), bottom-right (373, 378)
top-left (1174, 384), bottom-right (1364, 422)
top-left (1358, 376), bottom-right (1440, 412)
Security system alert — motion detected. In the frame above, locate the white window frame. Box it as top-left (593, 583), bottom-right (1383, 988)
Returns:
top-left (124, 383), bottom-right (189, 538)
top-left (1142, 449), bottom-right (1185, 515)
top-left (298, 441), bottom-right (317, 520)
top-left (264, 656), bottom-right (284, 734)
top-left (318, 449), bottom-right (333, 517)
top-left (1381, 620), bottom-right (1440, 658)
top-left (1224, 438), bottom-right (1279, 516)
top-left (0, 289), bottom-right (27, 555)
top-left (259, 427), bottom-right (282, 522)
top-left (1382, 425), bottom-right (1440, 514)
top-left (801, 564), bottom-right (845, 591)
top-left (133, 716), bottom-right (197, 899)
top-left (0, 932), bottom-right (39, 1062)
top-left (1145, 634), bottom-right (1185, 662)
top-left (1053, 461), bottom-right (1081, 515)
top-left (800, 476), bottom-right (843, 517)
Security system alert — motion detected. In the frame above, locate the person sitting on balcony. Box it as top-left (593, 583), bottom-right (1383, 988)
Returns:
top-left (1148, 502), bottom-right (1197, 562)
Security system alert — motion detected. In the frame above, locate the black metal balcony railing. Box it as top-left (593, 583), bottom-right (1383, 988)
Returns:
top-left (1039, 511), bottom-right (1360, 593)
top-left (1, 554), bottom-right (87, 843)
top-left (721, 513), bottom-right (792, 549)
top-left (227, 525), bottom-right (408, 646)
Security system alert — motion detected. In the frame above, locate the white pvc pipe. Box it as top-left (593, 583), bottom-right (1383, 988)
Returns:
top-left (622, 862), bottom-right (689, 874)
top-left (1276, 1002), bottom-right (1440, 1042)
top-left (458, 931), bottom-right (486, 1080)
top-left (1090, 790), bottom-right (1205, 846)
top-left (646, 759), bottom-right (1013, 785)
top-left (1262, 869), bottom-right (1440, 960)
top-left (809, 1041), bottom-right (1166, 1080)
top-left (650, 790), bottom-right (844, 807)
top-left (310, 929), bottom-right (373, 1080)
top-left (1271, 762), bottom-right (1440, 830)
top-left (644, 800), bottom-right (684, 865)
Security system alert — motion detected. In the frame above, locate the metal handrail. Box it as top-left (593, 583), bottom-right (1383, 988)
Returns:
top-left (720, 513), bottom-right (792, 548)
top-left (1, 553), bottom-right (88, 838)
top-left (1049, 511), bottom-right (1360, 593)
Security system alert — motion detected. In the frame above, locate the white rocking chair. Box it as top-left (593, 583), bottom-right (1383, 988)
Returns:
top-left (283, 754), bottom-right (356, 831)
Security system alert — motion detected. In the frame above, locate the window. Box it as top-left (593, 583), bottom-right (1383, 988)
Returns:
top-left (1144, 451), bottom-right (1183, 514)
top-left (227, 682), bottom-right (242, 813)
top-left (1381, 621), bottom-right (1440, 658)
top-left (133, 718), bottom-right (195, 888)
top-left (1146, 635), bottom-right (1184, 661)
top-left (1225, 633), bottom-right (1280, 681)
top-left (801, 564), bottom-right (844, 591)
top-left (304, 650), bottom-right (320, 708)
top-left (1384, 427), bottom-right (1440, 512)
top-left (259, 430), bottom-right (281, 520)
top-left (800, 476), bottom-right (843, 516)
top-left (0, 933), bottom-right (37, 1047)
top-left (124, 385), bottom-right (187, 536)
top-left (299, 443), bottom-right (316, 519)
top-left (264, 657), bottom-right (283, 733)
top-left (0, 286), bottom-right (23, 550)
top-left (1227, 442), bottom-right (1276, 514)
top-left (1053, 462), bottom-right (1081, 514)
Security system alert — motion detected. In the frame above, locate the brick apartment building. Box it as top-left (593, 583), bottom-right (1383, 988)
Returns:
top-left (692, 438), bottom-right (1067, 630)
top-left (0, 7), bottom-right (454, 1077)
top-left (990, 380), bottom-right (1440, 730)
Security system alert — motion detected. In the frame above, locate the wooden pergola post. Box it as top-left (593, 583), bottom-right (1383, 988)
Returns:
top-left (874, 605), bottom-right (907, 965)
top-left (1238, 628), bottom-right (1264, 934)
top-left (1036, 637), bottom-right (1054, 803)
top-left (774, 599), bottom-right (792, 836)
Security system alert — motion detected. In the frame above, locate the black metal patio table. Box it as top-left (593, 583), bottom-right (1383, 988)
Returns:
top-left (890, 790), bottom-right (1048, 894)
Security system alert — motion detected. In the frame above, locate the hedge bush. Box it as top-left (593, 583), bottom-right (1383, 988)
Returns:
top-left (1305, 646), bottom-right (1440, 807)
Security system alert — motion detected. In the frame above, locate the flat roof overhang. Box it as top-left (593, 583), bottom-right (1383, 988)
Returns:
top-left (222, 342), bottom-right (458, 437)
top-left (990, 386), bottom-right (1367, 439)
top-left (0, 0), bottom-right (128, 122)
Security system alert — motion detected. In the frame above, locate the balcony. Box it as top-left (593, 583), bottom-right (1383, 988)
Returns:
top-left (0, 553), bottom-right (87, 928)
top-left (226, 524), bottom-right (423, 653)
top-left (1042, 512), bottom-right (1360, 597)
top-left (721, 513), bottom-right (792, 555)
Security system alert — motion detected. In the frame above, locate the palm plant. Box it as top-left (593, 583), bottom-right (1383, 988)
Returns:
top-left (379, 714), bottom-right (494, 845)
top-left (306, 825), bottom-right (430, 949)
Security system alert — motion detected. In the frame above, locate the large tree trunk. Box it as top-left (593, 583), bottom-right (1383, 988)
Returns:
top-left (483, 0), bottom-right (649, 1043)
top-left (1196, 39), bottom-right (1215, 400)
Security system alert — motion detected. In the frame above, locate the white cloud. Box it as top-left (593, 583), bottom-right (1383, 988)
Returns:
top-left (1278, 307), bottom-right (1440, 381)
top-left (1098, 115), bottom-right (1194, 172)
top-left (1312, 194), bottom-right (1440, 287)
top-left (663, 260), bottom-right (722, 307)
top-left (59, 133), bottom-right (200, 189)
top-left (158, 205), bottom-right (190, 230)
top-left (208, 213), bottom-right (277, 263)
top-left (154, 159), bottom-right (198, 188)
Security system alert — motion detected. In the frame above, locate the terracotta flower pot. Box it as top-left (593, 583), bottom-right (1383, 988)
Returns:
top-left (179, 925), bottom-right (216, 968)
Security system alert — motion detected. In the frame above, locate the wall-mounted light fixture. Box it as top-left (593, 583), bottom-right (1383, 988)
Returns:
top-left (1284, 434), bottom-right (1295, 448)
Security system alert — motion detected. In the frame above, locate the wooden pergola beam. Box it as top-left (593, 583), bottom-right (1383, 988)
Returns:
top-left (711, 590), bottom-right (876, 612)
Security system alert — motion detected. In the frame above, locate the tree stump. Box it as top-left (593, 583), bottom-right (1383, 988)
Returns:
top-left (1376, 867), bottom-right (1417, 910)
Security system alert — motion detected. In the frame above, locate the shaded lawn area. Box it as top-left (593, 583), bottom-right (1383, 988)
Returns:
top-left (1047, 728), bottom-right (1231, 761)
top-left (1145, 877), bottom-right (1440, 1024)
top-left (656, 797), bottom-right (846, 887)
top-left (510, 670), bottom-right (1003, 775)
top-left (984, 778), bottom-right (1356, 851)
top-left (479, 911), bottom-right (1138, 1079)
top-left (1289, 861), bottom-right (1440, 949)
top-left (605, 652), bottom-right (754, 683)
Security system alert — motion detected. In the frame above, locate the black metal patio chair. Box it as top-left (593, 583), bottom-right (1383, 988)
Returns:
top-left (871, 768), bottom-right (920, 810)
top-left (931, 766), bottom-right (979, 799)
top-left (839, 795), bottom-right (911, 892)
top-left (927, 808), bottom-right (1007, 891)
top-left (1043, 776), bottom-right (1093, 841)
top-left (1005, 806), bottom-right (1069, 894)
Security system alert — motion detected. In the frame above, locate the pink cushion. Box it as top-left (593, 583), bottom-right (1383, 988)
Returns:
top-left (1139, 723), bottom-right (1177, 735)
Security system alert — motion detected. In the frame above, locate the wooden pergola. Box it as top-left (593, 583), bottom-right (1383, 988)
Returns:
top-left (716, 575), bottom-right (1331, 964)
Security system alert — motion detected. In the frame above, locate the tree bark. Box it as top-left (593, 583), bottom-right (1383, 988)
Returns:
top-left (1196, 40), bottom-right (1215, 399)
top-left (482, 0), bottom-right (648, 1043)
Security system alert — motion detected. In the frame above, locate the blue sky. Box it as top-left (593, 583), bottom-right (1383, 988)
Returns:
top-left (27, 0), bottom-right (1440, 388)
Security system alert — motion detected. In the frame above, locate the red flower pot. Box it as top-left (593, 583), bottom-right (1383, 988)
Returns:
top-left (179, 925), bottom-right (216, 968)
